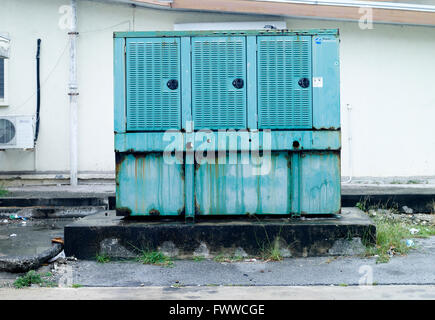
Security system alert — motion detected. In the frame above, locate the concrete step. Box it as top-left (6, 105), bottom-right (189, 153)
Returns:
top-left (341, 194), bottom-right (435, 213)
top-left (0, 197), bottom-right (109, 208)
top-left (0, 206), bottom-right (107, 219)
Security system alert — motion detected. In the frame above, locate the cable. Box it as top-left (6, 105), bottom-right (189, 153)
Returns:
top-left (11, 19), bottom-right (131, 113)
top-left (78, 20), bottom-right (131, 34)
top-left (34, 39), bottom-right (41, 143)
top-left (12, 41), bottom-right (69, 112)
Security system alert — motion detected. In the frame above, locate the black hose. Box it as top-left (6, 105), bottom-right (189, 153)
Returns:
top-left (34, 39), bottom-right (41, 143)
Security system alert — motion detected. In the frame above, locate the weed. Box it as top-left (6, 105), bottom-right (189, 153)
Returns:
top-left (13, 270), bottom-right (54, 289)
top-left (365, 215), bottom-right (435, 263)
top-left (0, 182), bottom-right (8, 196)
top-left (356, 202), bottom-right (366, 211)
top-left (193, 255), bottom-right (205, 262)
top-left (137, 250), bottom-right (173, 266)
top-left (214, 254), bottom-right (244, 263)
top-left (428, 201), bottom-right (435, 214)
top-left (125, 242), bottom-right (174, 267)
top-left (96, 253), bottom-right (110, 263)
top-left (355, 196), bottom-right (370, 212)
top-left (357, 196), bottom-right (400, 215)
top-left (252, 216), bottom-right (286, 262)
top-left (414, 225), bottom-right (435, 238)
top-left (72, 284), bottom-right (83, 288)
top-left (259, 244), bottom-right (283, 261)
top-left (338, 283), bottom-right (348, 287)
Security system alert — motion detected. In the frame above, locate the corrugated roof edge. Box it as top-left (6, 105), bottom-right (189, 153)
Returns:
top-left (113, 29), bottom-right (339, 38)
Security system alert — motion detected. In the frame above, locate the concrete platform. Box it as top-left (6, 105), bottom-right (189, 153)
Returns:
top-left (64, 208), bottom-right (375, 260)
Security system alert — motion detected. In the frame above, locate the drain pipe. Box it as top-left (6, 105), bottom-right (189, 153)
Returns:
top-left (68, 0), bottom-right (78, 186)
top-left (342, 103), bottom-right (353, 184)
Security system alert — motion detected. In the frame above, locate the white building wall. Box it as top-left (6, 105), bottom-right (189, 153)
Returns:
top-left (0, 0), bottom-right (434, 178)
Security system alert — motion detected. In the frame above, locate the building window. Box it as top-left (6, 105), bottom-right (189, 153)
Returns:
top-left (0, 57), bottom-right (8, 106)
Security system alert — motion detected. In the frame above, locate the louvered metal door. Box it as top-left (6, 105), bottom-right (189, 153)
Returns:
top-left (126, 38), bottom-right (181, 131)
top-left (257, 36), bottom-right (312, 129)
top-left (192, 37), bottom-right (247, 130)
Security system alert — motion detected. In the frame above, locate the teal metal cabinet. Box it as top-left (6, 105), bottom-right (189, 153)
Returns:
top-left (114, 29), bottom-right (341, 219)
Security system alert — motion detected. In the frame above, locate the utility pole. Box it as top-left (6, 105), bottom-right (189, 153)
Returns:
top-left (68, 0), bottom-right (78, 186)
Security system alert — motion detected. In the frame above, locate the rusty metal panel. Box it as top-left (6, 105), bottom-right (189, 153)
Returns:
top-left (116, 153), bottom-right (184, 216)
top-left (299, 151), bottom-right (341, 214)
top-left (194, 152), bottom-right (291, 215)
top-left (194, 151), bottom-right (340, 216)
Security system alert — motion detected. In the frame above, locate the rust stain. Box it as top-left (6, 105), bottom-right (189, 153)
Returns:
top-left (177, 206), bottom-right (185, 216)
top-left (180, 163), bottom-right (185, 181)
top-left (116, 207), bottom-right (132, 216)
top-left (134, 156), bottom-right (138, 180)
top-left (194, 194), bottom-right (201, 215)
top-left (149, 208), bottom-right (160, 216)
top-left (115, 153), bottom-right (125, 174)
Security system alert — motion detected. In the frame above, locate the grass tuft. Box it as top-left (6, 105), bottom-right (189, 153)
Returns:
top-left (13, 270), bottom-right (55, 289)
top-left (137, 251), bottom-right (173, 266)
top-left (339, 283), bottom-right (348, 287)
top-left (365, 215), bottom-right (435, 263)
top-left (259, 245), bottom-right (283, 262)
top-left (96, 253), bottom-right (110, 263)
top-left (213, 255), bottom-right (244, 263)
top-left (193, 255), bottom-right (205, 262)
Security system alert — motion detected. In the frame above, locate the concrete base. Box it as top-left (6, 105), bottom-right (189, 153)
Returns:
top-left (64, 208), bottom-right (375, 260)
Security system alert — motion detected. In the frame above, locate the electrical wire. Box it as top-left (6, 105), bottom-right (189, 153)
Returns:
top-left (11, 41), bottom-right (69, 112)
top-left (10, 19), bottom-right (132, 113)
top-left (78, 20), bottom-right (131, 34)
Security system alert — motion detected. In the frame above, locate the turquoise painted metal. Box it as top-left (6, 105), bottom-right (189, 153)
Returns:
top-left (114, 29), bottom-right (341, 219)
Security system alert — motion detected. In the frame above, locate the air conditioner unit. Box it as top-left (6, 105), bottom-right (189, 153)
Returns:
top-left (0, 115), bottom-right (35, 149)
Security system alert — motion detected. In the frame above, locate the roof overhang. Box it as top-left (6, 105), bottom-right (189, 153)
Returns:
top-left (112, 0), bottom-right (435, 27)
